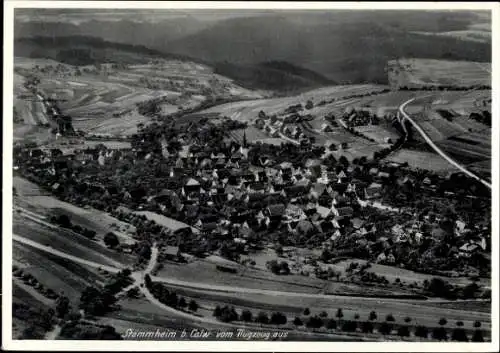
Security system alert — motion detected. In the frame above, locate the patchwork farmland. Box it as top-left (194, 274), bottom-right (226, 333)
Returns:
top-left (14, 57), bottom-right (264, 136)
top-left (388, 58), bottom-right (491, 89)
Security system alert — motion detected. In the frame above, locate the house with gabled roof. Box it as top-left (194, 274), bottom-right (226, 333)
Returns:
top-left (332, 206), bottom-right (353, 219)
top-left (364, 182), bottom-right (382, 200)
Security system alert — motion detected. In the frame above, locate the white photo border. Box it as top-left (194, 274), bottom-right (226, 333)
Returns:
top-left (2, 1), bottom-right (499, 352)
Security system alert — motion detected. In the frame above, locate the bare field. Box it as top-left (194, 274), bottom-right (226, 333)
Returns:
top-left (387, 149), bottom-right (455, 173)
top-left (388, 59), bottom-right (491, 88)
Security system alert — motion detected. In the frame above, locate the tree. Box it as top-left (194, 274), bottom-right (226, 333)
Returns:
top-left (178, 297), bottom-right (187, 309)
top-left (319, 311), bottom-right (328, 318)
top-left (126, 287), bottom-right (140, 298)
top-left (426, 277), bottom-right (452, 298)
top-left (361, 321), bottom-right (374, 333)
top-left (462, 282), bottom-right (479, 299)
top-left (451, 327), bottom-right (468, 342)
top-left (471, 330), bottom-right (484, 342)
top-left (397, 326), bottom-right (410, 338)
top-left (369, 311), bottom-right (377, 321)
top-left (386, 314), bottom-right (395, 322)
top-left (404, 316), bottom-right (412, 323)
top-left (55, 295), bottom-right (71, 318)
top-left (280, 261), bottom-right (291, 275)
top-left (341, 320), bottom-right (357, 332)
top-left (255, 311), bottom-right (269, 324)
top-left (303, 308), bottom-right (310, 316)
top-left (473, 321), bottom-right (482, 328)
top-left (79, 286), bottom-right (115, 316)
top-left (270, 312), bottom-right (287, 325)
top-left (438, 318), bottom-right (448, 326)
top-left (266, 260), bottom-right (281, 274)
top-left (305, 100), bottom-right (314, 110)
top-left (326, 319), bottom-right (337, 330)
top-left (213, 305), bottom-right (222, 318)
top-left (293, 317), bottom-right (303, 326)
top-left (354, 313), bottom-right (360, 320)
top-left (137, 242), bottom-right (152, 262)
top-left (104, 232), bottom-right (120, 248)
top-left (335, 308), bottom-right (344, 320)
top-left (187, 300), bottom-right (198, 312)
top-left (275, 244), bottom-right (284, 257)
top-left (57, 214), bottom-right (72, 228)
top-left (415, 325), bottom-right (429, 339)
top-left (240, 309), bottom-right (253, 322)
top-left (378, 322), bottom-right (392, 335)
top-left (220, 306), bottom-right (238, 323)
top-left (320, 248), bottom-right (332, 263)
top-left (432, 327), bottom-right (448, 341)
top-left (306, 316), bottom-right (324, 329)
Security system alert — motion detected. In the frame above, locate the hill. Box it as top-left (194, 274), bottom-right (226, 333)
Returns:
top-left (14, 17), bottom-right (209, 46)
top-left (14, 11), bottom-right (491, 86)
top-left (164, 13), bottom-right (491, 84)
top-left (213, 61), bottom-right (334, 93)
top-left (14, 36), bottom-right (201, 66)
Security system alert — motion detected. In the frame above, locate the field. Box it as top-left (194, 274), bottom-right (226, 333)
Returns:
top-left (14, 242), bottom-right (109, 305)
top-left (14, 57), bottom-right (264, 136)
top-left (39, 138), bottom-right (132, 155)
top-left (388, 58), bottom-right (491, 89)
top-left (387, 149), bottom-right (455, 174)
top-left (14, 176), bottom-right (137, 247)
top-left (198, 84), bottom-right (401, 159)
top-left (154, 281), bottom-right (490, 331)
top-left (133, 210), bottom-right (196, 233)
top-left (227, 126), bottom-right (270, 144)
top-left (404, 92), bottom-right (491, 176)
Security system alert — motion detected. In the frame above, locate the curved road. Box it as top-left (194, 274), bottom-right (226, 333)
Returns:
top-left (12, 234), bottom-right (374, 339)
top-left (399, 98), bottom-right (491, 189)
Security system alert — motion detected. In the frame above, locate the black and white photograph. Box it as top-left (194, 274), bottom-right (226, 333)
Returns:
top-left (2, 1), bottom-right (498, 351)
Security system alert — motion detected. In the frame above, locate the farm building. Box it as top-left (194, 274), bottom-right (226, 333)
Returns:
top-left (163, 246), bottom-right (183, 262)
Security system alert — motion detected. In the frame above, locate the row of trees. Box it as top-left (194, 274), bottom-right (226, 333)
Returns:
top-left (213, 306), bottom-right (287, 325)
top-left (144, 275), bottom-right (199, 312)
top-left (296, 308), bottom-right (485, 341)
top-left (13, 266), bottom-right (60, 300)
top-left (50, 214), bottom-right (97, 240)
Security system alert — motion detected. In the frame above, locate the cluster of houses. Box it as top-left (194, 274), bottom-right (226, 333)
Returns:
top-left (14, 123), bottom-right (489, 272)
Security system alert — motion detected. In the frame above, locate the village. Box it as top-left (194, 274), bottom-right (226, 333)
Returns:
top-left (13, 103), bottom-right (491, 297)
